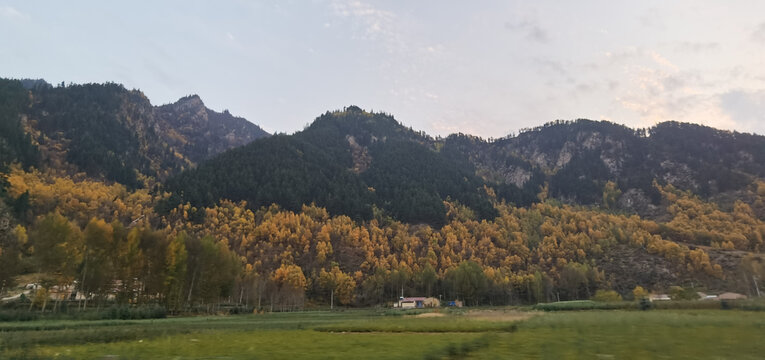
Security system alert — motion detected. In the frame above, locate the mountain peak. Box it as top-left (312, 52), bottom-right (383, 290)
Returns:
top-left (173, 94), bottom-right (205, 110)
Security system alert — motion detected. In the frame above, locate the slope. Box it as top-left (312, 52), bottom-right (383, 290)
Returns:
top-left (0, 78), bottom-right (269, 188)
top-left (163, 106), bottom-right (497, 226)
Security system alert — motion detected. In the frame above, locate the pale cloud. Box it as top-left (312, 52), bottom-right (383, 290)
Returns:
top-left (588, 42), bottom-right (761, 133)
top-left (639, 7), bottom-right (664, 29)
top-left (6, 2), bottom-right (765, 138)
top-left (0, 5), bottom-right (26, 20)
top-left (672, 41), bottom-right (720, 53)
top-left (616, 62), bottom-right (740, 132)
top-left (753, 22), bottom-right (765, 44)
top-left (330, 0), bottom-right (401, 52)
top-left (603, 46), bottom-right (643, 65)
top-left (504, 19), bottom-right (550, 44)
top-left (618, 91), bottom-right (736, 131)
top-left (423, 92), bottom-right (439, 101)
top-left (719, 90), bottom-right (765, 134)
top-left (649, 51), bottom-right (678, 71)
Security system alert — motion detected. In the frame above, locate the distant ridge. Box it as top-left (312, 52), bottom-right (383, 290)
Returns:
top-left (0, 77), bottom-right (269, 187)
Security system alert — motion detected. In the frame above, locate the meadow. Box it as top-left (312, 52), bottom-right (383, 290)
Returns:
top-left (1, 308), bottom-right (764, 359)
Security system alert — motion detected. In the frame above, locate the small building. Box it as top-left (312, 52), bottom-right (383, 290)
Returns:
top-left (717, 292), bottom-right (747, 300)
top-left (395, 297), bottom-right (441, 308)
top-left (423, 297), bottom-right (440, 307)
top-left (649, 294), bottom-right (671, 301)
top-left (397, 297), bottom-right (426, 308)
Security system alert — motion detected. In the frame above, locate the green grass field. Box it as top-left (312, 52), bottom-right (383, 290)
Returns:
top-left (2, 309), bottom-right (764, 359)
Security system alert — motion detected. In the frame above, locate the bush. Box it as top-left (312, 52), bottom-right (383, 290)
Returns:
top-left (0, 309), bottom-right (40, 321)
top-left (591, 290), bottom-right (623, 302)
top-left (632, 286), bottom-right (649, 300)
top-left (639, 298), bottom-right (652, 311)
top-left (668, 286), bottom-right (700, 301)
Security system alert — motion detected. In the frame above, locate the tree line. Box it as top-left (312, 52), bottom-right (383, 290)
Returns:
top-left (4, 167), bottom-right (765, 311)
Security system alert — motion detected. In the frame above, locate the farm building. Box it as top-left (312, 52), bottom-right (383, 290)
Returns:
top-left (394, 297), bottom-right (440, 308)
top-left (717, 292), bottom-right (747, 300)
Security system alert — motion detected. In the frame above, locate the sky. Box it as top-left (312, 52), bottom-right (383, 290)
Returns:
top-left (2, 1), bottom-right (765, 137)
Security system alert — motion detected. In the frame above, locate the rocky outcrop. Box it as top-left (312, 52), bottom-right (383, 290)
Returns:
top-left (155, 95), bottom-right (269, 164)
top-left (346, 135), bottom-right (371, 174)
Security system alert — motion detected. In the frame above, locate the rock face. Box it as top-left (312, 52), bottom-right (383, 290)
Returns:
top-left (346, 135), bottom-right (371, 174)
top-left (618, 189), bottom-right (662, 219)
top-left (446, 119), bottom-right (765, 216)
top-left (155, 95), bottom-right (269, 164)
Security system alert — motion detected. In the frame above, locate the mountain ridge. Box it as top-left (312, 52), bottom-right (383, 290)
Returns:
top-left (0, 78), bottom-right (269, 188)
top-left (163, 106), bottom-right (765, 227)
top-left (2, 81), bottom-right (765, 306)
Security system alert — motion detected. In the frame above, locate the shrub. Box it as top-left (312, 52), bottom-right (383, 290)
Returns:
top-left (591, 290), bottom-right (623, 302)
top-left (668, 286), bottom-right (700, 301)
top-left (639, 298), bottom-right (652, 311)
top-left (632, 286), bottom-right (649, 300)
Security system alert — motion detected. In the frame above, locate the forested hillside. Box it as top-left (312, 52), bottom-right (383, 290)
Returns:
top-left (0, 78), bottom-right (268, 189)
top-left (2, 81), bottom-right (765, 312)
top-left (465, 119), bottom-right (765, 214)
top-left (162, 106), bottom-right (497, 226)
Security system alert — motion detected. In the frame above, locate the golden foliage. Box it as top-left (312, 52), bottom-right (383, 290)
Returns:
top-left (7, 166), bottom-right (159, 227)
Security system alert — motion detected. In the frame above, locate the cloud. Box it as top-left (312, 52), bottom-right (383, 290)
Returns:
top-left (504, 19), bottom-right (549, 44)
top-left (0, 5), bottom-right (26, 20)
top-left (672, 41), bottom-right (720, 53)
top-left (603, 46), bottom-right (643, 65)
top-left (753, 22), bottom-right (765, 44)
top-left (533, 58), bottom-right (567, 76)
top-left (639, 8), bottom-right (664, 29)
top-left (719, 90), bottom-right (765, 134)
top-left (329, 0), bottom-right (401, 51)
top-left (615, 60), bottom-right (739, 131)
top-left (649, 51), bottom-right (678, 71)
top-left (618, 91), bottom-right (736, 131)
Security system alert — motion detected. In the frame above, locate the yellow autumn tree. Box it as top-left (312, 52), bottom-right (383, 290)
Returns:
top-left (319, 265), bottom-right (357, 306)
top-left (271, 263), bottom-right (307, 310)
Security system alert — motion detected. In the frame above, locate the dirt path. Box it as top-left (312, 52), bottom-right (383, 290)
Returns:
top-left (411, 309), bottom-right (538, 322)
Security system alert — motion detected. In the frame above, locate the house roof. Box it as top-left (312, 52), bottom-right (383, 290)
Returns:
top-left (401, 297), bottom-right (427, 301)
top-left (718, 292), bottom-right (747, 300)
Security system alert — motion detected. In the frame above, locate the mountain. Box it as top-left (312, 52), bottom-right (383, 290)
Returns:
top-left (3, 89), bottom-right (765, 307)
top-left (164, 108), bottom-right (765, 227)
top-left (0, 80), bottom-right (39, 173)
top-left (162, 106), bottom-right (497, 226)
top-left (0, 78), bottom-right (269, 188)
top-left (155, 95), bottom-right (269, 164)
top-left (453, 119), bottom-right (765, 217)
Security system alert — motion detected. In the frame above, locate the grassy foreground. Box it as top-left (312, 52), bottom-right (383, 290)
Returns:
top-left (1, 309), bottom-right (764, 359)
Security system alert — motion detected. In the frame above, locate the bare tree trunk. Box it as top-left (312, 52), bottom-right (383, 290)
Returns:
top-left (80, 256), bottom-right (88, 310)
top-left (257, 285), bottom-right (262, 310)
top-left (53, 291), bottom-right (60, 313)
top-left (187, 268), bottom-right (197, 305)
